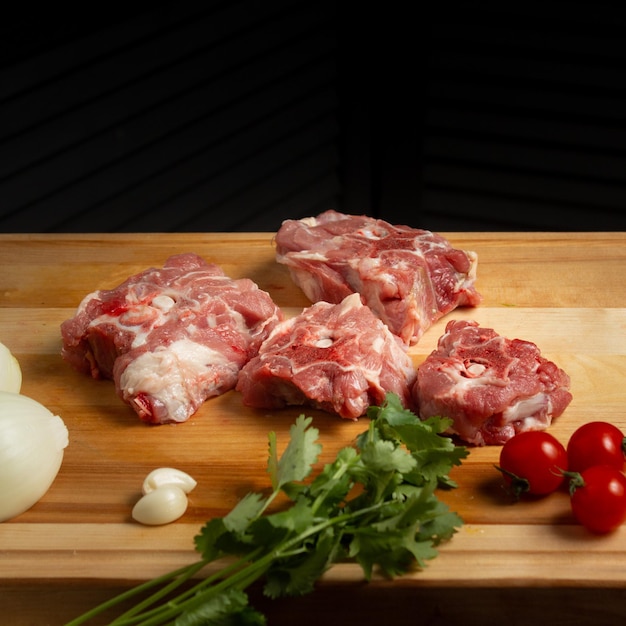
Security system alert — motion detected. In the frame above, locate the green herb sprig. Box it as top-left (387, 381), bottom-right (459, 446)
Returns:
top-left (66, 393), bottom-right (468, 625)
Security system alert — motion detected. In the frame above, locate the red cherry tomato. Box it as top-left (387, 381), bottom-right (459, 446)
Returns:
top-left (567, 421), bottom-right (626, 473)
top-left (569, 465), bottom-right (626, 534)
top-left (497, 431), bottom-right (568, 498)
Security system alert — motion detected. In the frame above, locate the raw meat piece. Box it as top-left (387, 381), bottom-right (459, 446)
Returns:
top-left (61, 253), bottom-right (283, 424)
top-left (413, 319), bottom-right (572, 446)
top-left (274, 210), bottom-right (481, 345)
top-left (236, 293), bottom-right (417, 419)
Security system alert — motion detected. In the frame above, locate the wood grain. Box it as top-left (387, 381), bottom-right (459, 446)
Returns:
top-left (1, 231), bottom-right (625, 625)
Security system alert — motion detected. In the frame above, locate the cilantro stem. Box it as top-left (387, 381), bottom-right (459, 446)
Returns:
top-left (110, 559), bottom-right (210, 623)
top-left (311, 458), bottom-right (351, 516)
top-left (150, 551), bottom-right (275, 624)
top-left (110, 553), bottom-right (259, 626)
top-left (64, 560), bottom-right (208, 626)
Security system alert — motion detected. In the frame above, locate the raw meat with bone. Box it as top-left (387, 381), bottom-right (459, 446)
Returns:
top-left (413, 319), bottom-right (572, 446)
top-left (236, 293), bottom-right (416, 419)
top-left (274, 210), bottom-right (481, 345)
top-left (61, 253), bottom-right (283, 424)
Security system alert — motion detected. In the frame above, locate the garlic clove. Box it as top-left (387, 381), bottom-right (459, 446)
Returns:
top-left (141, 467), bottom-right (197, 495)
top-left (132, 485), bottom-right (188, 526)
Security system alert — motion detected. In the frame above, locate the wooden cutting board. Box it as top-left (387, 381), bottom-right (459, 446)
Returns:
top-left (1, 231), bottom-right (625, 625)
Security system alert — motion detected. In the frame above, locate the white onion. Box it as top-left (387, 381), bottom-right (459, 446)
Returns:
top-left (0, 391), bottom-right (69, 522)
top-left (0, 342), bottom-right (22, 393)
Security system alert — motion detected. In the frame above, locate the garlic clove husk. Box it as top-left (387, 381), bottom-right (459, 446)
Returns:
top-left (0, 391), bottom-right (69, 522)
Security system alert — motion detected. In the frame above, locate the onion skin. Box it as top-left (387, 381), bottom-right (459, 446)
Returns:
top-left (0, 391), bottom-right (69, 522)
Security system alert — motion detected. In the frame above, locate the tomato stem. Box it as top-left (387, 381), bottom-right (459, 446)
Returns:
top-left (560, 469), bottom-right (585, 496)
top-left (494, 464), bottom-right (530, 500)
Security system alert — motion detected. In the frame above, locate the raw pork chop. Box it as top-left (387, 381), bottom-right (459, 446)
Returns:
top-left (61, 253), bottom-right (283, 424)
top-left (413, 320), bottom-right (572, 446)
top-left (274, 210), bottom-right (481, 345)
top-left (236, 293), bottom-right (416, 419)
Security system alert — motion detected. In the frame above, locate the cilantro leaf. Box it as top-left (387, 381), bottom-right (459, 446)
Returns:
top-left (249, 497), bottom-right (315, 552)
top-left (195, 493), bottom-right (268, 560)
top-left (417, 501), bottom-right (464, 544)
top-left (268, 415), bottom-right (322, 491)
top-left (360, 438), bottom-right (418, 475)
top-left (263, 527), bottom-right (339, 598)
top-left (175, 589), bottom-right (263, 626)
top-left (307, 449), bottom-right (355, 509)
top-left (364, 395), bottom-right (468, 487)
top-left (224, 493), bottom-right (268, 534)
top-left (194, 517), bottom-right (229, 561)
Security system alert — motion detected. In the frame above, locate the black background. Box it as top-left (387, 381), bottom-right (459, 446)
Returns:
top-left (2, 1), bottom-right (625, 232)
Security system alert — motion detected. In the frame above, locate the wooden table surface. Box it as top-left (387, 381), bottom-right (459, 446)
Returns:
top-left (1, 231), bottom-right (625, 625)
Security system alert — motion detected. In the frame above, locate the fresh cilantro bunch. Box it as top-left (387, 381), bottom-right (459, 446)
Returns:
top-left (66, 393), bottom-right (467, 626)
